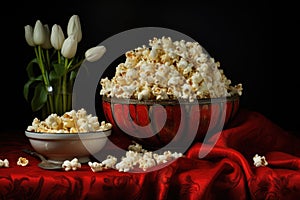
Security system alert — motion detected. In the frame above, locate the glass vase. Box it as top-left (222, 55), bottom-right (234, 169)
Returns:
top-left (40, 85), bottom-right (73, 120)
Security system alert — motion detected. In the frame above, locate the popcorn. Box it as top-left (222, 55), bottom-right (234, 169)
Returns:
top-left (138, 151), bottom-right (156, 171)
top-left (90, 142), bottom-right (183, 172)
top-left (253, 154), bottom-right (268, 167)
top-left (128, 141), bottom-right (144, 153)
top-left (100, 36), bottom-right (243, 101)
top-left (171, 152), bottom-right (184, 159)
top-left (26, 108), bottom-right (112, 133)
top-left (153, 151), bottom-right (183, 165)
top-left (115, 156), bottom-right (135, 172)
top-left (88, 161), bottom-right (104, 172)
top-left (88, 155), bottom-right (118, 173)
top-left (101, 155), bottom-right (118, 169)
top-left (0, 159), bottom-right (9, 168)
top-left (17, 157), bottom-right (29, 166)
top-left (62, 158), bottom-right (81, 171)
top-left (153, 151), bottom-right (172, 165)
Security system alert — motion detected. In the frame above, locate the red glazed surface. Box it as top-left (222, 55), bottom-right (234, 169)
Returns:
top-left (102, 95), bottom-right (240, 150)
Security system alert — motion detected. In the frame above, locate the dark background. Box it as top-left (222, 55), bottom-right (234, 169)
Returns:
top-left (1, 1), bottom-right (297, 134)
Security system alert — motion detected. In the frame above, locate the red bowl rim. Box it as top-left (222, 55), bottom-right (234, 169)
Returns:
top-left (102, 95), bottom-right (239, 105)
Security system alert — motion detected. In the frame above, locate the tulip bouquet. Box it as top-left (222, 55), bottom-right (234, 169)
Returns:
top-left (24, 14), bottom-right (105, 118)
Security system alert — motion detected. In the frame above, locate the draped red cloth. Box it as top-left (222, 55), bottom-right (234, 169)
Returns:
top-left (1, 108), bottom-right (300, 200)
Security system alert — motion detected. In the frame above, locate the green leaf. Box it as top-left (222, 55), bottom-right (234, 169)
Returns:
top-left (49, 70), bottom-right (59, 81)
top-left (26, 58), bottom-right (40, 79)
top-left (31, 83), bottom-right (48, 112)
top-left (23, 75), bottom-right (43, 101)
top-left (69, 70), bottom-right (77, 81)
top-left (53, 62), bottom-right (66, 77)
top-left (23, 80), bottom-right (35, 102)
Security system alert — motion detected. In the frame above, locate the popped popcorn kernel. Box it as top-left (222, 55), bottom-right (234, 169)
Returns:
top-left (0, 159), bottom-right (9, 168)
top-left (253, 154), bottom-right (268, 167)
top-left (62, 158), bottom-right (81, 171)
top-left (88, 161), bottom-right (104, 172)
top-left (101, 155), bottom-right (117, 169)
top-left (17, 157), bottom-right (29, 166)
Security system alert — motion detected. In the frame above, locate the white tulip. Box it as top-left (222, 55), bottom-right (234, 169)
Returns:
top-left (85, 46), bottom-right (106, 62)
top-left (67, 15), bottom-right (82, 42)
top-left (50, 24), bottom-right (65, 50)
top-left (24, 25), bottom-right (35, 46)
top-left (33, 20), bottom-right (46, 45)
top-left (41, 24), bottom-right (52, 49)
top-left (61, 35), bottom-right (77, 59)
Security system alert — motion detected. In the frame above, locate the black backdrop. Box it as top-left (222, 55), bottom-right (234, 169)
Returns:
top-left (1, 1), bottom-right (296, 134)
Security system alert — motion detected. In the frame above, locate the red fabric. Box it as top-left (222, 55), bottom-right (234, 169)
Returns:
top-left (1, 108), bottom-right (300, 200)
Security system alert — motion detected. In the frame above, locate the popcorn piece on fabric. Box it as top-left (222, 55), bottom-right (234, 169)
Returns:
top-left (88, 161), bottom-right (105, 172)
top-left (89, 155), bottom-right (118, 172)
top-left (17, 157), bottom-right (29, 166)
top-left (253, 154), bottom-right (268, 167)
top-left (62, 158), bottom-right (81, 171)
top-left (153, 151), bottom-right (173, 165)
top-left (0, 159), bottom-right (9, 168)
top-left (128, 141), bottom-right (145, 153)
top-left (115, 154), bottom-right (136, 172)
top-left (138, 151), bottom-right (156, 171)
top-left (101, 155), bottom-right (118, 169)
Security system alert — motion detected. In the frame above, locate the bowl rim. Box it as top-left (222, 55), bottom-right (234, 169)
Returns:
top-left (102, 94), bottom-right (239, 105)
top-left (25, 130), bottom-right (111, 140)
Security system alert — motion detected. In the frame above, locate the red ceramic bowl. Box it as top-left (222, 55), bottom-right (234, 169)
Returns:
top-left (102, 95), bottom-right (239, 151)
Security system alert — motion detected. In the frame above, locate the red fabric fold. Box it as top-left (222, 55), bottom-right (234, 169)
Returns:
top-left (1, 108), bottom-right (300, 200)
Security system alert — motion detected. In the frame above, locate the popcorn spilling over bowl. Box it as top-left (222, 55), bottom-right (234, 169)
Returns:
top-left (25, 108), bottom-right (112, 163)
top-left (100, 36), bottom-right (242, 151)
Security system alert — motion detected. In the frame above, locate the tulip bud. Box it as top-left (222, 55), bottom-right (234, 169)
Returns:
top-left (85, 46), bottom-right (106, 62)
top-left (50, 24), bottom-right (65, 50)
top-left (41, 24), bottom-right (52, 49)
top-left (61, 35), bottom-right (77, 59)
top-left (24, 25), bottom-right (35, 46)
top-left (67, 15), bottom-right (82, 42)
top-left (33, 20), bottom-right (46, 45)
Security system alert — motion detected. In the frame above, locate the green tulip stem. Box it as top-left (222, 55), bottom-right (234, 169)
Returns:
top-left (54, 50), bottom-right (62, 114)
top-left (45, 49), bottom-right (51, 70)
top-left (36, 46), bottom-right (54, 113)
top-left (58, 51), bottom-right (61, 64)
top-left (54, 78), bottom-right (62, 114)
top-left (68, 59), bottom-right (84, 72)
top-left (67, 58), bottom-right (74, 69)
top-left (62, 58), bottom-right (69, 112)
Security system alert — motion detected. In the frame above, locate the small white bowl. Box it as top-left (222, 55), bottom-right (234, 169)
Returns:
top-left (25, 130), bottom-right (111, 164)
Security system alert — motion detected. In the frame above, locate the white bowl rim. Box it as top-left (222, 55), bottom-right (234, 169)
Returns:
top-left (25, 130), bottom-right (111, 140)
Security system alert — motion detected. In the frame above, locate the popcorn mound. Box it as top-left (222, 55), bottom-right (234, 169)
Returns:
top-left (100, 36), bottom-right (242, 101)
top-left (26, 108), bottom-right (112, 133)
